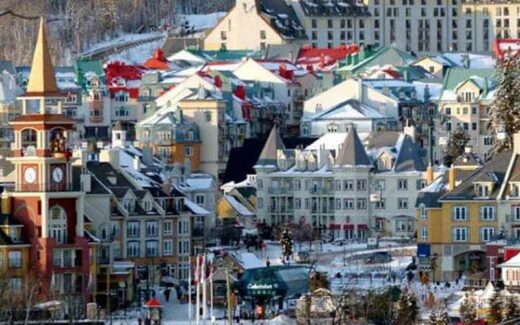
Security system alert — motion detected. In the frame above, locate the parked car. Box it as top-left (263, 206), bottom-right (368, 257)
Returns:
top-left (365, 251), bottom-right (392, 264)
top-left (295, 251), bottom-right (317, 264)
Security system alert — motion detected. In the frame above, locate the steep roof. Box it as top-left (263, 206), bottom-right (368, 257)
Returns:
top-left (393, 135), bottom-right (426, 172)
top-left (258, 0), bottom-right (306, 39)
top-left (256, 125), bottom-right (285, 166)
top-left (26, 18), bottom-right (59, 97)
top-left (306, 98), bottom-right (386, 121)
top-left (335, 127), bottom-right (371, 167)
top-left (442, 68), bottom-right (496, 91)
top-left (440, 150), bottom-right (513, 201)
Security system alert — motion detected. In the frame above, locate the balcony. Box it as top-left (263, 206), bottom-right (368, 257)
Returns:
top-left (192, 227), bottom-right (204, 237)
top-left (309, 188), bottom-right (333, 195)
top-left (89, 115), bottom-right (104, 123)
top-left (268, 187), bottom-right (293, 195)
top-left (13, 182), bottom-right (78, 193)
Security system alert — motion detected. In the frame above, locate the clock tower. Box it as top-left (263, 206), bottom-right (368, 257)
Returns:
top-left (6, 18), bottom-right (92, 307)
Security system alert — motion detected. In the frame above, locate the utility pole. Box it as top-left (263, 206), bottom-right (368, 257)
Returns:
top-left (226, 270), bottom-right (232, 325)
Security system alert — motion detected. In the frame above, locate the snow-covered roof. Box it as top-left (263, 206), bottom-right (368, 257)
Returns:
top-left (498, 253), bottom-right (520, 268)
top-left (230, 252), bottom-right (264, 269)
top-left (225, 195), bottom-right (254, 216)
top-left (304, 99), bottom-right (386, 121)
top-left (184, 198), bottom-right (210, 215)
top-left (306, 132), bottom-right (370, 151)
top-left (185, 174), bottom-right (214, 190)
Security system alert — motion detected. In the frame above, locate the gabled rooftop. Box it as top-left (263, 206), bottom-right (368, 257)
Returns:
top-left (335, 127), bottom-right (371, 167)
top-left (256, 125), bottom-right (285, 167)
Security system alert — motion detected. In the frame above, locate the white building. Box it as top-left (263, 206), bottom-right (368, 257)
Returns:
top-left (255, 125), bottom-right (428, 238)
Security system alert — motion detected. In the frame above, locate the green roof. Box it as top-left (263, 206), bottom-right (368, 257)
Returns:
top-left (337, 47), bottom-right (416, 75)
top-left (75, 59), bottom-right (104, 76)
top-left (188, 50), bottom-right (263, 62)
top-left (442, 68), bottom-right (496, 91)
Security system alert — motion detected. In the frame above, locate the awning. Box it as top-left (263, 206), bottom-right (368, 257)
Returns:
top-left (357, 224), bottom-right (368, 230)
top-left (330, 224), bottom-right (341, 229)
top-left (343, 224), bottom-right (354, 230)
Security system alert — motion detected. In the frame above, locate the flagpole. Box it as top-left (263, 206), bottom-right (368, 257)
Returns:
top-left (210, 266), bottom-right (214, 321)
top-left (196, 254), bottom-right (200, 325)
top-left (202, 254), bottom-right (207, 321)
top-left (189, 263), bottom-right (192, 325)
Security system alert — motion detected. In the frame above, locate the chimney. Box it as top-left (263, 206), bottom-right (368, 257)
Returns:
top-left (514, 132), bottom-right (520, 155)
top-left (1, 192), bottom-right (11, 215)
top-left (448, 165), bottom-right (456, 191)
top-left (358, 78), bottom-right (365, 101)
top-left (81, 173), bottom-right (92, 193)
top-left (133, 155), bottom-right (141, 170)
top-left (426, 163), bottom-right (434, 185)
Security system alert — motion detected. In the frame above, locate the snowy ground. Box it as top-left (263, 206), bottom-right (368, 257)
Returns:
top-left (108, 39), bottom-right (167, 65)
top-left (82, 32), bottom-right (165, 57)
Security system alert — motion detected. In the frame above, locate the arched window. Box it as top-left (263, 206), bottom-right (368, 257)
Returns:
top-left (49, 206), bottom-right (67, 244)
top-left (21, 129), bottom-right (37, 148)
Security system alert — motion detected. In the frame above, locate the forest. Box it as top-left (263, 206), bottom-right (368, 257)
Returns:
top-left (0, 0), bottom-right (232, 65)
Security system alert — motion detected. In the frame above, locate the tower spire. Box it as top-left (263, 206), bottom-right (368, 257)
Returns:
top-left (26, 17), bottom-right (59, 96)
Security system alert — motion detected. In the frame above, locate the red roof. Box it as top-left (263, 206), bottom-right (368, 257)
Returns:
top-left (145, 297), bottom-right (161, 308)
top-left (493, 39), bottom-right (520, 60)
top-left (382, 69), bottom-right (402, 79)
top-left (105, 61), bottom-right (144, 99)
top-left (143, 49), bottom-right (172, 70)
top-left (296, 44), bottom-right (359, 70)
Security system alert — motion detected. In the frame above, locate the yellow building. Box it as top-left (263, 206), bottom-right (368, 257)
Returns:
top-left (416, 148), bottom-right (508, 282)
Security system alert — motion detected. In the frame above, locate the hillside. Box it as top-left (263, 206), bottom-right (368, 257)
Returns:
top-left (0, 0), bottom-right (232, 66)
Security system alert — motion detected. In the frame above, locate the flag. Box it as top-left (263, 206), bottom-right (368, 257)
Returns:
top-left (201, 254), bottom-right (206, 285)
top-left (50, 271), bottom-right (56, 291)
top-left (87, 270), bottom-right (93, 292)
top-left (194, 254), bottom-right (200, 286)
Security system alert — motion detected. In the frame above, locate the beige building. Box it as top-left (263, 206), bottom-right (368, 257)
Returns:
top-left (212, 0), bottom-right (520, 55)
top-left (204, 0), bottom-right (306, 51)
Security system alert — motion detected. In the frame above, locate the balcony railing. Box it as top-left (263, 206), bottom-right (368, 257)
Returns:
top-left (309, 188), bottom-right (334, 195)
top-left (13, 182), bottom-right (77, 192)
top-left (268, 187), bottom-right (293, 195)
top-left (192, 227), bottom-right (204, 237)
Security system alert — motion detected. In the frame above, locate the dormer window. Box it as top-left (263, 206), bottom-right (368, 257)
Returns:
top-left (107, 174), bottom-right (117, 185)
top-left (463, 91), bottom-right (473, 102)
top-left (124, 198), bottom-right (135, 213)
top-left (117, 78), bottom-right (126, 87)
top-left (511, 183), bottom-right (520, 197)
top-left (308, 160), bottom-right (316, 170)
top-left (8, 227), bottom-right (19, 241)
top-left (477, 184), bottom-right (489, 197)
top-left (327, 123), bottom-right (338, 133)
top-left (143, 200), bottom-right (152, 212)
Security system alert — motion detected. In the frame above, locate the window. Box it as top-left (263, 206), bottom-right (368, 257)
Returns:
top-left (327, 19), bottom-right (333, 29)
top-left (343, 180), bottom-right (354, 191)
top-left (398, 198), bottom-right (409, 209)
top-left (514, 206), bottom-right (520, 221)
top-left (356, 180), bottom-right (367, 191)
top-left (178, 220), bottom-right (189, 235)
top-left (357, 199), bottom-right (367, 210)
top-left (178, 239), bottom-right (190, 255)
top-left (260, 30), bottom-right (266, 40)
top-left (335, 198), bottom-right (342, 210)
top-left (163, 240), bottom-right (173, 256)
top-left (195, 194), bottom-right (205, 206)
top-left (146, 240), bottom-right (159, 257)
top-left (127, 222), bottom-right (140, 238)
top-left (163, 220), bottom-right (173, 236)
top-left (49, 206), bottom-right (67, 244)
top-left (420, 205), bottom-right (427, 220)
top-left (311, 19), bottom-right (317, 28)
top-left (374, 180), bottom-right (385, 191)
top-left (453, 227), bottom-right (469, 242)
top-left (127, 241), bottom-right (140, 257)
top-left (397, 179), bottom-right (408, 190)
top-left (258, 198), bottom-right (264, 209)
top-left (343, 199), bottom-right (354, 210)
top-left (146, 221), bottom-right (158, 237)
top-left (8, 251), bottom-right (22, 268)
top-left (184, 146), bottom-right (193, 157)
top-left (421, 226), bottom-right (428, 240)
top-left (480, 206), bottom-right (496, 221)
top-left (478, 185), bottom-right (489, 197)
top-left (220, 31), bottom-right (227, 40)
top-left (511, 184), bottom-right (520, 197)
top-left (452, 206), bottom-right (468, 221)
top-left (480, 227), bottom-right (495, 242)
top-left (294, 180), bottom-right (301, 191)
top-left (205, 111), bottom-right (212, 122)
top-left (294, 198), bottom-right (301, 209)
top-left (375, 198), bottom-right (386, 209)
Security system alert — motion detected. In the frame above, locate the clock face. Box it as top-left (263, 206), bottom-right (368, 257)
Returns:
top-left (24, 167), bottom-right (37, 184)
top-left (52, 167), bottom-right (64, 183)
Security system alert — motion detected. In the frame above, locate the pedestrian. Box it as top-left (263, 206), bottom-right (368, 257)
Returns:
top-left (164, 288), bottom-right (171, 302)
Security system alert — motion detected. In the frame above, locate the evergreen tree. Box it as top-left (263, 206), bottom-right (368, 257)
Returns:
top-left (437, 308), bottom-right (450, 325)
top-left (460, 292), bottom-right (477, 325)
top-left (505, 295), bottom-right (520, 321)
top-left (490, 53), bottom-right (520, 155)
top-left (444, 126), bottom-right (470, 165)
top-left (486, 288), bottom-right (503, 325)
top-left (428, 310), bottom-right (437, 325)
top-left (279, 229), bottom-right (293, 263)
top-left (393, 290), bottom-right (419, 325)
